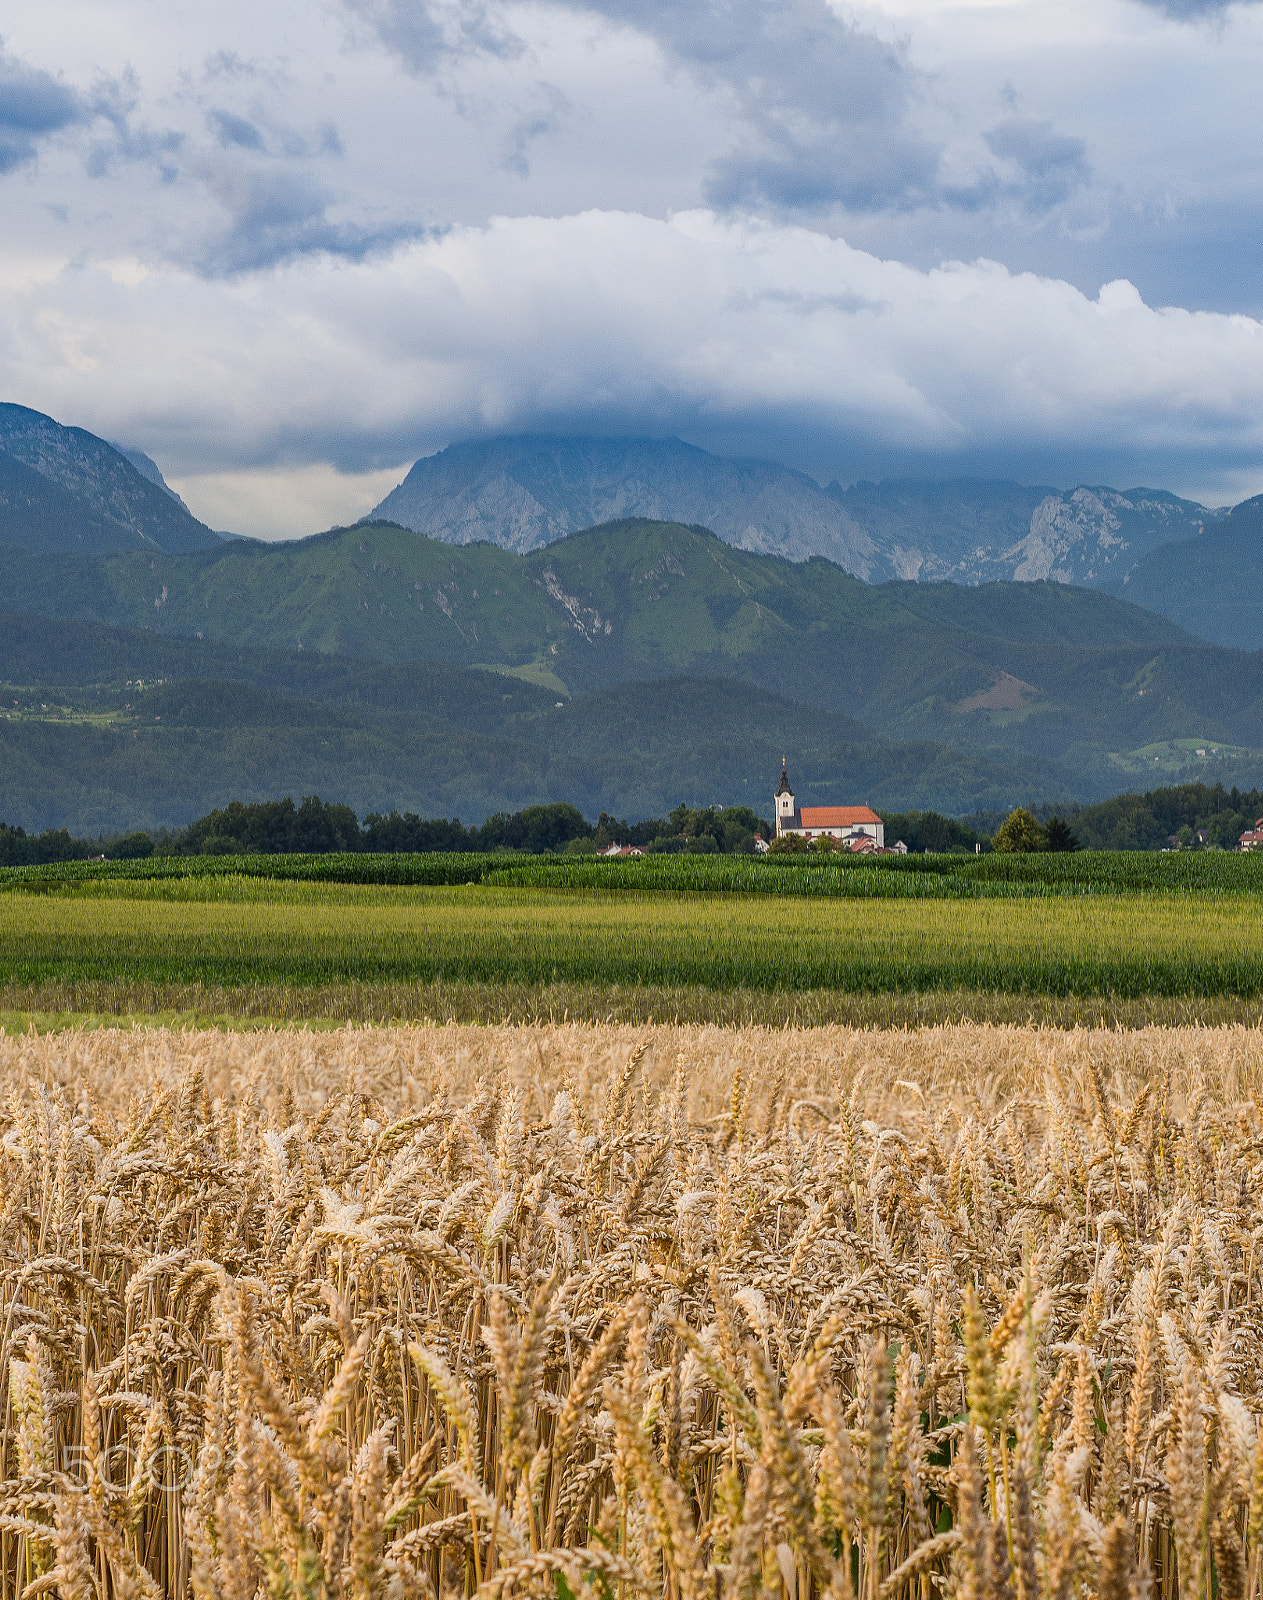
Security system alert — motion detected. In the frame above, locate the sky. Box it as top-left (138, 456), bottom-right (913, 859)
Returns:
top-left (3, 0), bottom-right (1263, 535)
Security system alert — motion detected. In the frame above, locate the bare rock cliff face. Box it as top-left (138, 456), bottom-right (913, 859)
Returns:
top-left (371, 435), bottom-right (880, 575)
top-left (1002, 488), bottom-right (1218, 587)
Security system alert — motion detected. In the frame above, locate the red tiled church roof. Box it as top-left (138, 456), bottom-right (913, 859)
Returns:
top-left (799, 806), bottom-right (882, 827)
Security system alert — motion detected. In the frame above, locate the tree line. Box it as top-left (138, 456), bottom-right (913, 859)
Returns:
top-left (0, 797), bottom-right (775, 864)
top-left (4, 781), bottom-right (1261, 865)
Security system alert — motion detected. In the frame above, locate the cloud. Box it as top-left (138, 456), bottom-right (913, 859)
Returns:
top-left (341, 0), bottom-right (1034, 218)
top-left (981, 116), bottom-right (1091, 214)
top-left (69, 59), bottom-right (396, 276)
top-left (9, 208), bottom-right (1263, 518)
top-left (0, 41), bottom-right (86, 173)
top-left (704, 123), bottom-right (940, 216)
top-left (204, 103), bottom-right (344, 161)
top-left (343, 0), bottom-right (525, 72)
top-left (207, 108), bottom-right (266, 151)
top-left (578, 0), bottom-right (939, 214)
top-left (1131, 0), bottom-right (1260, 15)
top-left (189, 165), bottom-right (429, 274)
top-left (501, 84), bottom-right (571, 177)
top-left (544, 0), bottom-right (1095, 222)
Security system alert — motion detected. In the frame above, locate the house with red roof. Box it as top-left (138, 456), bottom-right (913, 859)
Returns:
top-left (773, 760), bottom-right (886, 849)
top-left (1239, 818), bottom-right (1263, 851)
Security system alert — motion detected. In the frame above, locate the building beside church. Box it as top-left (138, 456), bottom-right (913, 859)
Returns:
top-left (773, 760), bottom-right (886, 848)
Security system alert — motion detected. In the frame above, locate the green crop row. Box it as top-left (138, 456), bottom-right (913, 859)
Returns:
top-left (966, 850), bottom-right (1263, 891)
top-left (484, 849), bottom-right (1263, 897)
top-left (5, 847), bottom-right (1263, 897)
top-left (484, 856), bottom-right (1029, 898)
top-left (0, 851), bottom-right (530, 888)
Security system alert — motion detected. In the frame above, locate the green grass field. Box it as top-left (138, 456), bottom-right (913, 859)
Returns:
top-left (2, 870), bottom-right (1261, 1029)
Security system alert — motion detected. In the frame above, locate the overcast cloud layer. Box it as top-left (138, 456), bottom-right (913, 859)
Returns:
top-left (2, 0), bottom-right (1263, 533)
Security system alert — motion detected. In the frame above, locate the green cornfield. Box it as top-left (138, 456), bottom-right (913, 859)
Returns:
top-left (7, 847), bottom-right (1263, 897)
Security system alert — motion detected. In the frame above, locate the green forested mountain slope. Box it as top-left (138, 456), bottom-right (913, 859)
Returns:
top-left (2, 516), bottom-right (1259, 777)
top-left (0, 610), bottom-right (559, 728)
top-left (880, 577), bottom-right (1183, 647)
top-left (0, 404), bottom-right (221, 553)
top-left (0, 514), bottom-right (1197, 675)
top-left (0, 522), bottom-right (548, 659)
top-left (0, 617), bottom-right (1076, 830)
top-left (1120, 496), bottom-right (1263, 649)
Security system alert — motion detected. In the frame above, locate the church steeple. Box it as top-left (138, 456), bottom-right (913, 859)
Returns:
top-left (774, 758), bottom-right (796, 835)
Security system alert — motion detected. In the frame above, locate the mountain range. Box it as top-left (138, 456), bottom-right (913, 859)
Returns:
top-left (0, 610), bottom-right (1083, 832)
top-left (369, 434), bottom-right (1227, 600)
top-left (1, 400), bottom-right (1261, 832)
top-left (3, 403), bottom-right (1258, 644)
top-left (2, 514), bottom-right (1262, 829)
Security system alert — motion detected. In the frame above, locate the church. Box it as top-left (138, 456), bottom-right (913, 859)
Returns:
top-left (773, 760), bottom-right (886, 849)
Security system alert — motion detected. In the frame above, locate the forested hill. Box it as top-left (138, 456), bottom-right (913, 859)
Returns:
top-left (0, 512), bottom-right (1202, 688)
top-left (0, 608), bottom-right (1081, 831)
top-left (1120, 495), bottom-right (1263, 650)
top-left (3, 515), bottom-right (1262, 796)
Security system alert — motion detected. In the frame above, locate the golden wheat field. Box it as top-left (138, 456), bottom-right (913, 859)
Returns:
top-left (2, 1020), bottom-right (1262, 1600)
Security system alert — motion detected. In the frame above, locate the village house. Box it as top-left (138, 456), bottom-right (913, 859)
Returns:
top-left (1239, 818), bottom-right (1263, 851)
top-left (773, 760), bottom-right (896, 850)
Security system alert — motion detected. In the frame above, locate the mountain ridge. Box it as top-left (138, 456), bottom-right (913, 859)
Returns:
top-left (367, 433), bottom-right (1223, 597)
top-left (110, 444), bottom-right (196, 516)
top-left (0, 403), bottom-right (221, 554)
top-left (0, 406), bottom-right (1249, 642)
top-left (1120, 495), bottom-right (1263, 649)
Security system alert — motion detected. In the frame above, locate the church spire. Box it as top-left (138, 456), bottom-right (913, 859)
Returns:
top-left (774, 758), bottom-right (797, 838)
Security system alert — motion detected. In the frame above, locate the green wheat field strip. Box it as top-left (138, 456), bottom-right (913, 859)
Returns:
top-left (1, 877), bottom-right (1260, 999)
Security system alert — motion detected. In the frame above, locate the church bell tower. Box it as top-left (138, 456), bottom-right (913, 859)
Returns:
top-left (774, 758), bottom-right (796, 836)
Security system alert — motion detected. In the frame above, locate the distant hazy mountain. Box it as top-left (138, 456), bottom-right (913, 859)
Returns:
top-left (371, 434), bottom-right (881, 570)
top-left (0, 403), bottom-right (220, 554)
top-left (110, 443), bottom-right (194, 516)
top-left (829, 479), bottom-right (1219, 590)
top-left (368, 434), bottom-right (1219, 591)
top-left (1121, 496), bottom-right (1263, 649)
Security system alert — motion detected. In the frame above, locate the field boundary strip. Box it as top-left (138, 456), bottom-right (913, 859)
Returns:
top-left (5, 981), bottom-right (1263, 1031)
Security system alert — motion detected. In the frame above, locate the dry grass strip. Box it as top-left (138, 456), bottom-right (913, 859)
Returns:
top-left (5, 978), bottom-right (1263, 1031)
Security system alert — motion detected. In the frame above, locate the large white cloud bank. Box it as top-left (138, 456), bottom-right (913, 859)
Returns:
top-left (6, 208), bottom-right (1263, 528)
